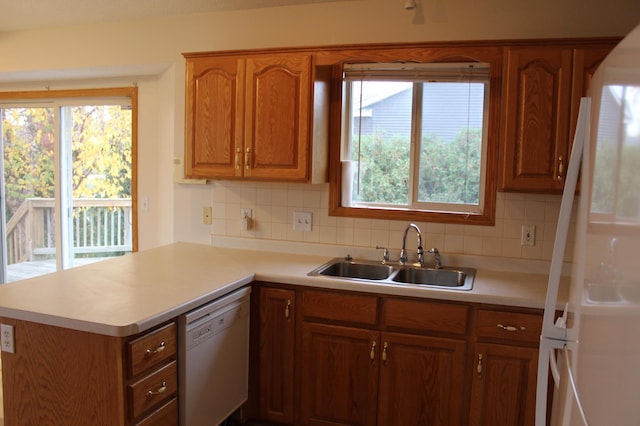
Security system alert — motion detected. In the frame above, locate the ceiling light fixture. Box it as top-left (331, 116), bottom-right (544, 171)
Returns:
top-left (404, 0), bottom-right (417, 10)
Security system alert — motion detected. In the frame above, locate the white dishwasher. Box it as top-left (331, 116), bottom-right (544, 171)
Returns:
top-left (179, 286), bottom-right (251, 426)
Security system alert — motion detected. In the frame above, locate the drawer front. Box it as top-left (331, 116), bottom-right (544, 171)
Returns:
top-left (383, 298), bottom-right (469, 335)
top-left (302, 290), bottom-right (378, 326)
top-left (476, 309), bottom-right (542, 344)
top-left (128, 361), bottom-right (178, 421)
top-left (128, 322), bottom-right (177, 377)
top-left (134, 398), bottom-right (178, 426)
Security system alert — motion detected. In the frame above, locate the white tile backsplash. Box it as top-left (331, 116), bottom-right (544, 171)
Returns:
top-left (209, 181), bottom-right (574, 262)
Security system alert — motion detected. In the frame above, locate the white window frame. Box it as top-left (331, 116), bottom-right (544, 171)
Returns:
top-left (0, 88), bottom-right (137, 283)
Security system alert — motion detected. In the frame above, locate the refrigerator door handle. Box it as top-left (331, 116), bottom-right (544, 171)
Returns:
top-left (536, 337), bottom-right (566, 426)
top-left (562, 346), bottom-right (590, 426)
top-left (549, 347), bottom-right (561, 389)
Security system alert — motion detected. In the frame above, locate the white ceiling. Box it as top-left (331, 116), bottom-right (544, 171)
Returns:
top-left (0, 0), bottom-right (340, 32)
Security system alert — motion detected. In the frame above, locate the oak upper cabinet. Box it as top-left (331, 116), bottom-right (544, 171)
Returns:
top-left (256, 285), bottom-right (296, 424)
top-left (469, 308), bottom-right (543, 426)
top-left (184, 55), bottom-right (244, 179)
top-left (569, 44), bottom-right (617, 140)
top-left (500, 46), bottom-right (573, 192)
top-left (500, 42), bottom-right (616, 192)
top-left (184, 52), bottom-right (329, 182)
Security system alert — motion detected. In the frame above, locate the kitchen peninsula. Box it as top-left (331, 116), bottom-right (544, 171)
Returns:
top-left (0, 242), bottom-right (565, 425)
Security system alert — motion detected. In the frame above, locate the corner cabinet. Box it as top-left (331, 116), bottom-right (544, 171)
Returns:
top-left (499, 42), bottom-right (617, 192)
top-left (183, 52), bottom-right (329, 183)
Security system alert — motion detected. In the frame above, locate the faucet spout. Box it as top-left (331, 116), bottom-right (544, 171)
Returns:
top-left (400, 223), bottom-right (424, 266)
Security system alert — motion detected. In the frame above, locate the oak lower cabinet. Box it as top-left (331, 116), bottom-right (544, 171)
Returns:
top-left (299, 289), bottom-right (468, 426)
top-left (301, 322), bottom-right (379, 426)
top-left (377, 331), bottom-right (467, 426)
top-left (468, 308), bottom-right (543, 426)
top-left (249, 284), bottom-right (544, 426)
top-left (256, 285), bottom-right (296, 424)
top-left (1, 318), bottom-right (178, 426)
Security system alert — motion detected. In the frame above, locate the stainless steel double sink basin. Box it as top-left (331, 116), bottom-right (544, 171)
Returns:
top-left (308, 257), bottom-right (475, 291)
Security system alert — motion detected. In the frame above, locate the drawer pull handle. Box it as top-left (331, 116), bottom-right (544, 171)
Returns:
top-left (382, 342), bottom-right (388, 364)
top-left (370, 340), bottom-right (377, 361)
top-left (146, 381), bottom-right (167, 398)
top-left (285, 299), bottom-right (291, 320)
top-left (497, 324), bottom-right (526, 332)
top-left (145, 341), bottom-right (166, 356)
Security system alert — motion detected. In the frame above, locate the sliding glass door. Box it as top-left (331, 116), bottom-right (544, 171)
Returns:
top-left (0, 91), bottom-right (135, 283)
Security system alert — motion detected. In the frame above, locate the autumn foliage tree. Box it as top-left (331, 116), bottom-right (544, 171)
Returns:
top-left (1, 105), bottom-right (131, 222)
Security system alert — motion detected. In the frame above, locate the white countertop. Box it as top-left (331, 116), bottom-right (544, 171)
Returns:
top-left (0, 242), bottom-right (567, 337)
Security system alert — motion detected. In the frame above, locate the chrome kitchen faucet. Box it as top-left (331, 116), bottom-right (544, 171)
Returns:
top-left (399, 223), bottom-right (424, 266)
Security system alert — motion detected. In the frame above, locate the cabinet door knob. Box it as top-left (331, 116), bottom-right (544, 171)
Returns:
top-left (370, 340), bottom-right (377, 361)
top-left (382, 342), bottom-right (388, 364)
top-left (477, 353), bottom-right (483, 378)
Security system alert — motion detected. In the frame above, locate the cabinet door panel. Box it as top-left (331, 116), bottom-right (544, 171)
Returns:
top-left (469, 343), bottom-right (538, 426)
top-left (378, 332), bottom-right (467, 426)
top-left (185, 56), bottom-right (244, 178)
top-left (258, 287), bottom-right (296, 424)
top-left (300, 323), bottom-right (378, 426)
top-left (570, 45), bottom-right (615, 139)
top-left (501, 47), bottom-right (572, 192)
top-left (245, 54), bottom-right (312, 180)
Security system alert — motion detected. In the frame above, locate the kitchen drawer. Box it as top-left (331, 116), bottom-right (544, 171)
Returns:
top-left (127, 322), bottom-right (177, 377)
top-left (475, 309), bottom-right (542, 344)
top-left (127, 360), bottom-right (178, 421)
top-left (134, 398), bottom-right (178, 426)
top-left (302, 289), bottom-right (378, 326)
top-left (382, 298), bottom-right (469, 336)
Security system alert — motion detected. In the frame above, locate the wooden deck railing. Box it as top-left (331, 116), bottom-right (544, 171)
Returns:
top-left (5, 198), bottom-right (132, 265)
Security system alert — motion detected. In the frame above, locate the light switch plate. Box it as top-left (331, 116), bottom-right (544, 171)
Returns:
top-left (293, 211), bottom-right (312, 232)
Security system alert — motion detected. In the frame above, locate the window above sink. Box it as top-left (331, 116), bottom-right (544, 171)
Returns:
top-left (328, 52), bottom-right (502, 227)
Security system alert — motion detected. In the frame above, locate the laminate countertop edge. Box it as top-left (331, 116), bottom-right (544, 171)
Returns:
top-left (0, 242), bottom-right (567, 336)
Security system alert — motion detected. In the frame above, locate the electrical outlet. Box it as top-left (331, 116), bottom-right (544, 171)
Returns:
top-left (1, 323), bottom-right (14, 353)
top-left (293, 211), bottom-right (312, 232)
top-left (202, 206), bottom-right (212, 225)
top-left (521, 224), bottom-right (536, 246)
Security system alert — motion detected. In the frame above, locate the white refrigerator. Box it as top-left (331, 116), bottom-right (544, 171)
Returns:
top-left (535, 22), bottom-right (640, 426)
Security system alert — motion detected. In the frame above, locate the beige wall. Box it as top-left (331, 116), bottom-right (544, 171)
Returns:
top-left (0, 0), bottom-right (639, 257)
